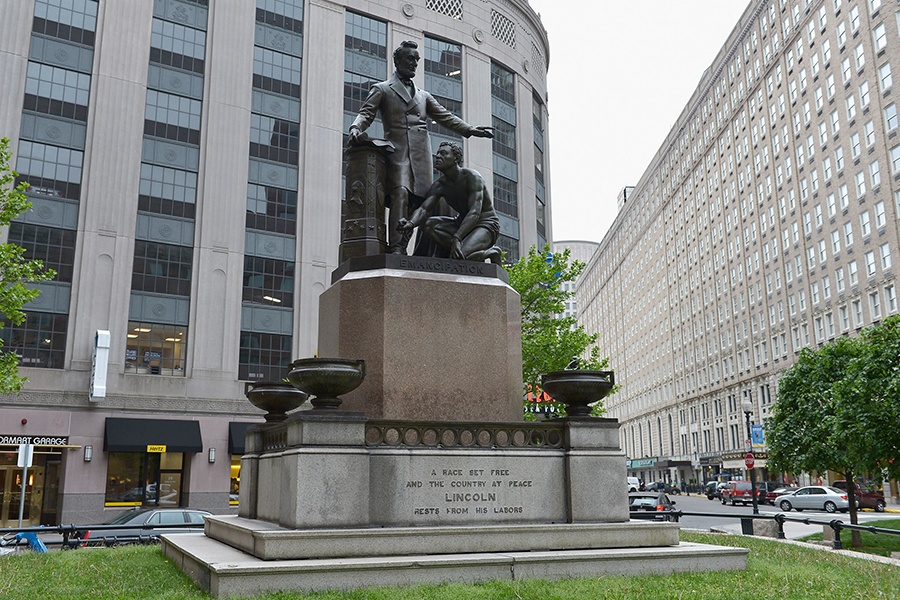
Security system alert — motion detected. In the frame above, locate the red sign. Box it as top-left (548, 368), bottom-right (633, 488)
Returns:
top-left (744, 453), bottom-right (755, 469)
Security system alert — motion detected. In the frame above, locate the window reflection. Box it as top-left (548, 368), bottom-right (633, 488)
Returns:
top-left (125, 321), bottom-right (187, 376)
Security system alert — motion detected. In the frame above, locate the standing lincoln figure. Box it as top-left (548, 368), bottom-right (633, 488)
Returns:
top-left (348, 40), bottom-right (493, 254)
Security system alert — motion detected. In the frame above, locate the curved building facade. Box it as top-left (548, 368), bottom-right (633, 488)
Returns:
top-left (0, 0), bottom-right (551, 525)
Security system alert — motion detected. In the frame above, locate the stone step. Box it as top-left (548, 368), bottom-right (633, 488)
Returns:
top-left (162, 533), bottom-right (748, 598)
top-left (204, 515), bottom-right (680, 560)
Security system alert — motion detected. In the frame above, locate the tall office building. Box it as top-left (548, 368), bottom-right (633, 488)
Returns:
top-left (579, 0), bottom-right (899, 501)
top-left (551, 240), bottom-right (599, 320)
top-left (0, 0), bottom-right (551, 526)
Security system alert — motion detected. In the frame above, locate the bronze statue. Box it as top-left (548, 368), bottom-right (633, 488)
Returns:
top-left (398, 141), bottom-right (502, 264)
top-left (348, 40), bottom-right (493, 255)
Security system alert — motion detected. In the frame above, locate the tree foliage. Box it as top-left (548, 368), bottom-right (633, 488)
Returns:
top-left (768, 316), bottom-right (900, 543)
top-left (0, 137), bottom-right (56, 392)
top-left (507, 244), bottom-right (610, 416)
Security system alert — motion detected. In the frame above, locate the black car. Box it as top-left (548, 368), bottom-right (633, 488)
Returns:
top-left (628, 492), bottom-right (679, 522)
top-left (704, 481), bottom-right (727, 500)
top-left (75, 508), bottom-right (210, 545)
top-left (754, 481), bottom-right (785, 502)
top-left (645, 481), bottom-right (681, 495)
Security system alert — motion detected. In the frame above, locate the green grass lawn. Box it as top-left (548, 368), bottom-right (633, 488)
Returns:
top-left (798, 518), bottom-right (900, 557)
top-left (1, 531), bottom-right (898, 600)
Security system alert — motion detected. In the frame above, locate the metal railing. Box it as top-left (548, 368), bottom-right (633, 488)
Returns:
top-left (1, 522), bottom-right (202, 549)
top-left (634, 509), bottom-right (900, 550)
top-left (7, 511), bottom-right (897, 552)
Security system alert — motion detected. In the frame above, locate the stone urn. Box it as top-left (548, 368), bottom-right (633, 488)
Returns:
top-left (245, 381), bottom-right (309, 422)
top-left (287, 357), bottom-right (366, 410)
top-left (540, 370), bottom-right (615, 418)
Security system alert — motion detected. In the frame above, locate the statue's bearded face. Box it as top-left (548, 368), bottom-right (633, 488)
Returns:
top-left (395, 48), bottom-right (419, 80)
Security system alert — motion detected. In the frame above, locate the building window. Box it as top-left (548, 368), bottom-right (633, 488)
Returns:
top-left (230, 456), bottom-right (241, 505)
top-left (131, 240), bottom-right (193, 297)
top-left (238, 331), bottom-right (292, 381)
top-left (490, 62), bottom-right (516, 105)
top-left (249, 113), bottom-right (299, 165)
top-left (125, 322), bottom-right (187, 375)
top-left (886, 285), bottom-right (897, 313)
top-left (491, 117), bottom-right (517, 161)
top-left (873, 23), bottom-right (887, 53)
top-left (0, 312), bottom-right (68, 369)
top-left (870, 291), bottom-right (882, 319)
top-left (424, 36), bottom-right (463, 141)
top-left (879, 62), bottom-right (892, 91)
top-left (242, 256), bottom-right (294, 306)
top-left (23, 62), bottom-right (92, 123)
top-left (105, 452), bottom-right (184, 507)
top-left (497, 235), bottom-right (519, 263)
top-left (139, 164), bottom-right (198, 218)
top-left (493, 174), bottom-right (518, 217)
top-left (860, 209), bottom-right (871, 237)
top-left (865, 250), bottom-right (877, 277)
top-left (246, 184), bottom-right (296, 234)
top-left (16, 140), bottom-right (84, 201)
top-left (6, 222), bottom-right (76, 283)
top-left (885, 104), bottom-right (898, 131)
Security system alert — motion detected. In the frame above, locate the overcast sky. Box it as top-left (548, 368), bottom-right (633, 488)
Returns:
top-left (528, 1), bottom-right (751, 243)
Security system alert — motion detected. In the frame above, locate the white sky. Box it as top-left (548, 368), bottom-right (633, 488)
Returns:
top-left (528, 1), bottom-right (751, 243)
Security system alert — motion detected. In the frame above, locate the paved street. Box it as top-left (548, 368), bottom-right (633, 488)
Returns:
top-left (670, 493), bottom-right (899, 539)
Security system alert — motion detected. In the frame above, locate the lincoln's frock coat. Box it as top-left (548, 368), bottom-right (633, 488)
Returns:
top-left (351, 73), bottom-right (479, 199)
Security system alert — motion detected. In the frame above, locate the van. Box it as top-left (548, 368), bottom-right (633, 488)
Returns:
top-left (627, 477), bottom-right (640, 492)
top-left (720, 480), bottom-right (755, 505)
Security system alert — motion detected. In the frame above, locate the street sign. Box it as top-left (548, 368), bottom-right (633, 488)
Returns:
top-left (17, 443), bottom-right (33, 468)
top-left (744, 453), bottom-right (755, 469)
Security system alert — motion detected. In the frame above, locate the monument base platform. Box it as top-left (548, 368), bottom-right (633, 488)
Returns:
top-left (163, 526), bottom-right (748, 598)
top-left (203, 515), bottom-right (679, 560)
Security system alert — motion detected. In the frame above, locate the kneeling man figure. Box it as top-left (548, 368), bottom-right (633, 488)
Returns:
top-left (398, 141), bottom-right (502, 264)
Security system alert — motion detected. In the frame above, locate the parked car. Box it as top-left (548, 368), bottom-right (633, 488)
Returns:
top-left (775, 486), bottom-right (853, 513)
top-left (628, 492), bottom-right (679, 522)
top-left (832, 481), bottom-right (886, 512)
top-left (645, 481), bottom-right (681, 495)
top-left (721, 480), bottom-right (756, 505)
top-left (627, 476), bottom-right (641, 493)
top-left (704, 481), bottom-right (727, 501)
top-left (754, 481), bottom-right (784, 502)
top-left (765, 486), bottom-right (798, 506)
top-left (75, 508), bottom-right (211, 545)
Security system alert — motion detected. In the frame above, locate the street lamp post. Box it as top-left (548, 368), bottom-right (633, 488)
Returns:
top-left (741, 397), bottom-right (760, 515)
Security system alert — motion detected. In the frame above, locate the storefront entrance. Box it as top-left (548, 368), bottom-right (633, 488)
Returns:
top-left (0, 464), bottom-right (45, 527)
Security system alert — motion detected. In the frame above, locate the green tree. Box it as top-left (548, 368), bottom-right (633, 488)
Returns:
top-left (507, 244), bottom-right (610, 417)
top-left (839, 315), bottom-right (900, 483)
top-left (767, 318), bottom-right (900, 546)
top-left (0, 137), bottom-right (56, 392)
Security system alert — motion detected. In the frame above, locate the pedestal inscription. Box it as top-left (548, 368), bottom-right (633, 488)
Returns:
top-left (369, 450), bottom-right (567, 526)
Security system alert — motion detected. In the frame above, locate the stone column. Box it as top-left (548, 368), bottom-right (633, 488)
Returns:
top-left (340, 143), bottom-right (392, 262)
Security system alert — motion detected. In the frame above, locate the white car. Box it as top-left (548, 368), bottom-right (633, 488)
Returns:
top-left (627, 477), bottom-right (640, 492)
top-left (775, 485), bottom-right (853, 513)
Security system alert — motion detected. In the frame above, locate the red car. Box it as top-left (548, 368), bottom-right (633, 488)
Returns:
top-left (765, 486), bottom-right (798, 505)
top-left (720, 480), bottom-right (756, 505)
top-left (833, 481), bottom-right (886, 512)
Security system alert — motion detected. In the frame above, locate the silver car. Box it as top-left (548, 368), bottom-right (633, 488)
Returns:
top-left (775, 486), bottom-right (852, 513)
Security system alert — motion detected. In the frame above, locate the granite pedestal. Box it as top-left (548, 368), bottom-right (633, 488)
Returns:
top-left (317, 255), bottom-right (522, 422)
